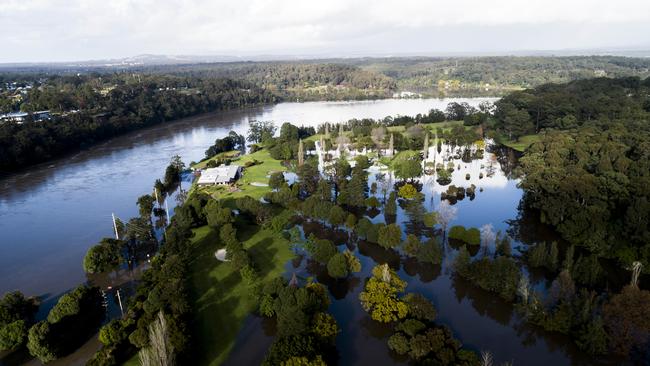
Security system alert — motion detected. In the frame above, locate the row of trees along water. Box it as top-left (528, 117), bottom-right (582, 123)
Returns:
top-left (2, 76), bottom-right (650, 364)
top-left (113, 106), bottom-right (649, 363)
top-left (0, 73), bottom-right (277, 172)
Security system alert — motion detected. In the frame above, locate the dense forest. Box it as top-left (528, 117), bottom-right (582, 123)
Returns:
top-left (2, 56), bottom-right (650, 172)
top-left (353, 56), bottom-right (650, 95)
top-left (491, 76), bottom-right (650, 272)
top-left (0, 74), bottom-right (276, 172)
top-left (138, 56), bottom-right (650, 98)
top-left (154, 63), bottom-right (397, 100)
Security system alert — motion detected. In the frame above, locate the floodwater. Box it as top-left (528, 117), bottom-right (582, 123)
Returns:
top-left (224, 141), bottom-right (614, 366)
top-left (0, 97), bottom-right (493, 364)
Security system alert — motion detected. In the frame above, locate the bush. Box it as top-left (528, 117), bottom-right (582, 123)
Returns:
top-left (47, 286), bottom-right (103, 324)
top-left (448, 226), bottom-right (466, 241)
top-left (418, 238), bottom-right (442, 265)
top-left (271, 210), bottom-right (294, 233)
top-left (403, 234), bottom-right (421, 257)
top-left (0, 320), bottom-right (27, 351)
top-left (388, 333), bottom-right (410, 355)
top-left (365, 196), bottom-right (381, 208)
top-left (378, 224), bottom-right (402, 249)
top-left (403, 293), bottom-right (437, 321)
top-left (465, 228), bottom-right (480, 245)
top-left (455, 256), bottom-right (521, 301)
top-left (244, 159), bottom-right (261, 167)
top-left (327, 253), bottom-right (349, 279)
top-left (384, 191), bottom-right (398, 216)
top-left (398, 184), bottom-right (418, 200)
top-left (0, 291), bottom-right (38, 351)
top-left (436, 169), bottom-right (452, 185)
top-left (27, 321), bottom-right (57, 363)
top-left (448, 225), bottom-right (480, 245)
top-left (269, 171), bottom-right (286, 190)
top-left (83, 238), bottom-right (123, 274)
top-left (240, 264), bottom-right (259, 285)
top-left (306, 236), bottom-right (337, 264)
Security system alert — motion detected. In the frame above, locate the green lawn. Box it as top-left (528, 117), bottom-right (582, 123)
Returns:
top-left (496, 134), bottom-right (540, 152)
top-left (193, 149), bottom-right (288, 200)
top-left (187, 224), bottom-right (294, 365)
top-left (192, 150), bottom-right (243, 170)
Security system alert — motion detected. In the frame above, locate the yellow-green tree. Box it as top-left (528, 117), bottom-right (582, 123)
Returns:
top-left (359, 264), bottom-right (408, 323)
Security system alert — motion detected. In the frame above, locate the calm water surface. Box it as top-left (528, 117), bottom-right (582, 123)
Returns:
top-left (3, 97), bottom-right (600, 366)
top-left (0, 98), bottom-right (493, 298)
top-left (224, 141), bottom-right (605, 366)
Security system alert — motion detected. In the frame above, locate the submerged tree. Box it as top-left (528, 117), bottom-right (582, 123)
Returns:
top-left (298, 139), bottom-right (304, 167)
top-left (423, 133), bottom-right (429, 160)
top-left (479, 224), bottom-right (496, 257)
top-left (436, 200), bottom-right (458, 236)
top-left (603, 285), bottom-right (650, 357)
top-left (359, 264), bottom-right (408, 323)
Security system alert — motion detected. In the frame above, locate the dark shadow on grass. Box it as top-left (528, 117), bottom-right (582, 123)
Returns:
top-left (235, 219), bottom-right (262, 243)
top-left (190, 295), bottom-right (243, 365)
top-left (248, 237), bottom-right (279, 279)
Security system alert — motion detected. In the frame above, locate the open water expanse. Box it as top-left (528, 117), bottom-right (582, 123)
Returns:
top-left (2, 97), bottom-right (608, 366)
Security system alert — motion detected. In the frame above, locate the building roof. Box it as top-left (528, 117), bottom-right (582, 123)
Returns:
top-left (197, 165), bottom-right (241, 184)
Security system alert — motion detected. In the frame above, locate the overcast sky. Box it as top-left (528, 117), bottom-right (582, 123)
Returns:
top-left (1, 0), bottom-right (650, 63)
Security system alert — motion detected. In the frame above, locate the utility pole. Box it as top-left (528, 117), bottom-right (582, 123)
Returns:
top-left (165, 199), bottom-right (170, 226)
top-left (116, 289), bottom-right (124, 316)
top-left (112, 213), bottom-right (119, 240)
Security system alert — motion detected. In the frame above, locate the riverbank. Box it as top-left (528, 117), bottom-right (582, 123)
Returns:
top-left (0, 97), bottom-right (496, 366)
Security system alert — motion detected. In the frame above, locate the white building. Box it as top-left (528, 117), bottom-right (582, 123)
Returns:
top-left (0, 112), bottom-right (29, 123)
top-left (197, 165), bottom-right (242, 186)
top-left (0, 110), bottom-right (51, 124)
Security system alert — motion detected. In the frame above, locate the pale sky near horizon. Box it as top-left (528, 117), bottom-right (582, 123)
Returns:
top-left (1, 0), bottom-right (650, 63)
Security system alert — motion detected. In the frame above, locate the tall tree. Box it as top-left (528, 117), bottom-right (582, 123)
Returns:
top-left (298, 139), bottom-right (304, 167)
top-left (139, 312), bottom-right (174, 366)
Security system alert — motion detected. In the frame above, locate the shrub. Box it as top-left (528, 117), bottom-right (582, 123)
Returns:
top-left (327, 253), bottom-right (349, 279)
top-left (306, 236), bottom-right (337, 264)
top-left (403, 293), bottom-right (437, 321)
top-left (244, 159), bottom-right (261, 167)
top-left (403, 234), bottom-right (421, 257)
top-left (83, 238), bottom-right (123, 274)
top-left (436, 169), bottom-right (452, 185)
top-left (378, 224), bottom-right (402, 249)
top-left (240, 264), bottom-right (259, 285)
top-left (418, 238), bottom-right (442, 265)
top-left (465, 228), bottom-right (480, 245)
top-left (365, 196), bottom-right (381, 208)
top-left (448, 225), bottom-right (480, 245)
top-left (398, 184), bottom-right (418, 200)
top-left (388, 332), bottom-right (410, 355)
top-left (27, 321), bottom-right (57, 363)
top-left (269, 171), bottom-right (286, 190)
top-left (448, 226), bottom-right (467, 241)
top-left (0, 320), bottom-right (27, 351)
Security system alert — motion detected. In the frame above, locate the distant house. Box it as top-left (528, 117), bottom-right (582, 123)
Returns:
top-left (33, 110), bottom-right (51, 122)
top-left (0, 110), bottom-right (51, 124)
top-left (0, 112), bottom-right (29, 124)
top-left (197, 165), bottom-right (242, 186)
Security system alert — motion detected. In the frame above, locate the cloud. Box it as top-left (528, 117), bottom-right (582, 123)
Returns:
top-left (1, 0), bottom-right (649, 62)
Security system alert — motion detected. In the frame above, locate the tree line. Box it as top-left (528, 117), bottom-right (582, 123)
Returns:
top-left (0, 73), bottom-right (277, 172)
